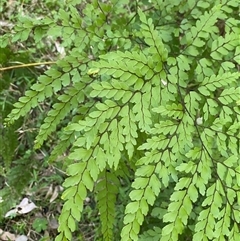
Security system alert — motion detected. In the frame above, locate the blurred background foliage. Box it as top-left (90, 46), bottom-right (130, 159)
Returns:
top-left (0, 0), bottom-right (66, 239)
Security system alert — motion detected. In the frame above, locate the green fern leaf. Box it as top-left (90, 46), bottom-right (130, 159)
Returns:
top-left (96, 170), bottom-right (119, 241)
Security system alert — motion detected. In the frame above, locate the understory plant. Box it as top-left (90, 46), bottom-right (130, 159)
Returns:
top-left (0, 0), bottom-right (63, 226)
top-left (1, 0), bottom-right (240, 240)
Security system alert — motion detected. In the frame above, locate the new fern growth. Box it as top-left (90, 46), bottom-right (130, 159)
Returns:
top-left (2, 0), bottom-right (240, 240)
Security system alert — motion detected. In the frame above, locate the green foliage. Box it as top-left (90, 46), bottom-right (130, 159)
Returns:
top-left (0, 46), bottom-right (38, 220)
top-left (0, 1), bottom-right (63, 229)
top-left (2, 0), bottom-right (240, 240)
top-left (32, 217), bottom-right (48, 232)
top-left (95, 170), bottom-right (119, 240)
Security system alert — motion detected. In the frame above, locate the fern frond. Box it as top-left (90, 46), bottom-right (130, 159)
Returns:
top-left (34, 81), bottom-right (87, 149)
top-left (121, 161), bottom-right (162, 240)
top-left (48, 129), bottom-right (76, 163)
top-left (56, 160), bottom-right (97, 241)
top-left (5, 74), bottom-right (54, 125)
top-left (96, 170), bottom-right (119, 241)
top-left (139, 227), bottom-right (161, 241)
top-left (182, 5), bottom-right (222, 56)
top-left (211, 33), bottom-right (239, 60)
top-left (3, 1), bottom-right (240, 240)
